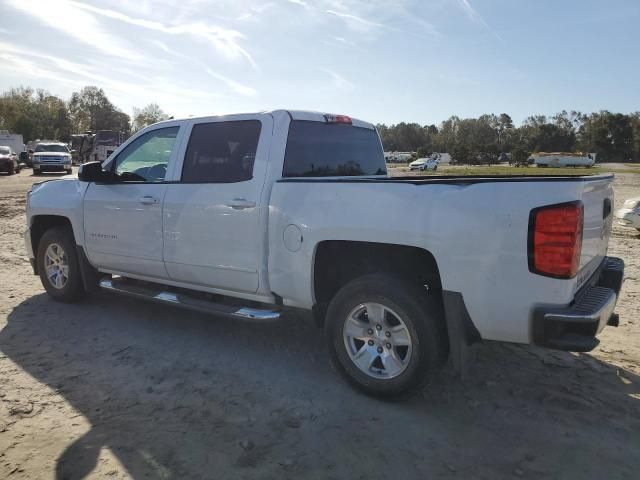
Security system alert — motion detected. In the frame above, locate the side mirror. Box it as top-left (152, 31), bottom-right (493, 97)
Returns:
top-left (78, 161), bottom-right (108, 182)
top-left (28, 149), bottom-right (34, 154)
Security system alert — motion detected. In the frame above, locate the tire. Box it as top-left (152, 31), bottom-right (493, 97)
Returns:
top-left (66, 169), bottom-right (72, 175)
top-left (7, 165), bottom-right (14, 175)
top-left (33, 169), bottom-right (40, 176)
top-left (36, 226), bottom-right (84, 303)
top-left (325, 273), bottom-right (447, 400)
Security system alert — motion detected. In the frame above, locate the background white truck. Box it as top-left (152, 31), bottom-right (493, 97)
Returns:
top-left (531, 152), bottom-right (597, 167)
top-left (0, 130), bottom-right (24, 155)
top-left (24, 110), bottom-right (624, 399)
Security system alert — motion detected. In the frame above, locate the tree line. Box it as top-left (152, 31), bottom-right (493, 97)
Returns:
top-left (1, 85), bottom-right (638, 162)
top-left (0, 86), bottom-right (168, 143)
top-left (378, 110), bottom-right (640, 163)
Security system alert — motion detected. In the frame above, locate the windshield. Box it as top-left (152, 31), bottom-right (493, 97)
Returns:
top-left (35, 144), bottom-right (69, 153)
top-left (70, 136), bottom-right (85, 148)
top-left (95, 131), bottom-right (120, 145)
top-left (0, 146), bottom-right (10, 154)
top-left (283, 121), bottom-right (386, 177)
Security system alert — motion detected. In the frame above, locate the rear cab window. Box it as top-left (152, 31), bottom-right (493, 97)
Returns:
top-left (283, 120), bottom-right (387, 177)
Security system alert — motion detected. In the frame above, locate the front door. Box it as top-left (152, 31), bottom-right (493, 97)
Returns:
top-left (83, 125), bottom-right (181, 278)
top-left (162, 116), bottom-right (272, 293)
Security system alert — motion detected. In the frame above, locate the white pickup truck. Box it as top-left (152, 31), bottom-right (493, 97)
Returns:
top-left (24, 110), bottom-right (624, 399)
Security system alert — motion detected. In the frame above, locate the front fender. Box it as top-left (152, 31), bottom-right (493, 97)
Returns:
top-left (27, 178), bottom-right (88, 247)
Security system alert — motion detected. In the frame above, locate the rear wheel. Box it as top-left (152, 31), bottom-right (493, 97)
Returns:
top-left (7, 165), bottom-right (14, 175)
top-left (325, 273), bottom-right (447, 400)
top-left (37, 227), bottom-right (84, 302)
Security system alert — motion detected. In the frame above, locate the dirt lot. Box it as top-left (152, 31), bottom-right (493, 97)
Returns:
top-left (0, 170), bottom-right (638, 479)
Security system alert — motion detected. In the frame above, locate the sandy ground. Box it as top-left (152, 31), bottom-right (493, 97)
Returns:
top-left (0, 169), bottom-right (638, 479)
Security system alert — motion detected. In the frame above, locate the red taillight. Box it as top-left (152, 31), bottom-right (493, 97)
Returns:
top-left (528, 201), bottom-right (583, 278)
top-left (324, 114), bottom-right (352, 125)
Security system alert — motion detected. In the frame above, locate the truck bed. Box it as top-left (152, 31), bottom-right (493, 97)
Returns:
top-left (278, 173), bottom-right (613, 185)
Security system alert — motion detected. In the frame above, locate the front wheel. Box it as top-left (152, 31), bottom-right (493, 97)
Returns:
top-left (37, 226), bottom-right (85, 302)
top-left (325, 273), bottom-right (447, 400)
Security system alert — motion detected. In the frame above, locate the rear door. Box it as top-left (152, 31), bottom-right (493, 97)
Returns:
top-left (576, 176), bottom-right (615, 286)
top-left (83, 125), bottom-right (182, 278)
top-left (162, 114), bottom-right (273, 293)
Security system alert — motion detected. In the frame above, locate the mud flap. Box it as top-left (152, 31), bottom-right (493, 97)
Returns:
top-left (442, 291), bottom-right (482, 379)
top-left (76, 246), bottom-right (101, 293)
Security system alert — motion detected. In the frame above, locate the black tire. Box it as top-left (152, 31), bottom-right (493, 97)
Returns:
top-left (325, 273), bottom-right (447, 400)
top-left (33, 169), bottom-right (41, 176)
top-left (7, 165), bottom-right (14, 175)
top-left (37, 226), bottom-right (84, 303)
top-left (66, 169), bottom-right (72, 175)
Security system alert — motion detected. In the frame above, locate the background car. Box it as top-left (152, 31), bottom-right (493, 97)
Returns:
top-left (31, 142), bottom-right (73, 175)
top-left (0, 145), bottom-right (21, 175)
top-left (616, 197), bottom-right (640, 231)
top-left (409, 157), bottom-right (439, 171)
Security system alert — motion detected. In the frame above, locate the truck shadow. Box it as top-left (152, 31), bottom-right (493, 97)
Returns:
top-left (1, 293), bottom-right (639, 479)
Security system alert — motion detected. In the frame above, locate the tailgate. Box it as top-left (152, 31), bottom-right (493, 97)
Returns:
top-left (577, 176), bottom-right (614, 287)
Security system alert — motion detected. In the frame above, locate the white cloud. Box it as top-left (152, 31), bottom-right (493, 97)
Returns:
top-left (206, 69), bottom-right (257, 96)
top-left (285, 0), bottom-right (310, 7)
top-left (4, 0), bottom-right (140, 61)
top-left (457, 0), bottom-right (501, 40)
top-left (71, 1), bottom-right (257, 68)
top-left (325, 9), bottom-right (388, 31)
top-left (320, 68), bottom-right (355, 91)
top-left (0, 41), bottom-right (221, 108)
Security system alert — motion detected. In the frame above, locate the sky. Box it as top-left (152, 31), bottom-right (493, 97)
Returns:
top-left (0, 0), bottom-right (639, 126)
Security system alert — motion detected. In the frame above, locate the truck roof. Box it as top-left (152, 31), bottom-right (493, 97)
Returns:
top-left (157, 109), bottom-right (375, 130)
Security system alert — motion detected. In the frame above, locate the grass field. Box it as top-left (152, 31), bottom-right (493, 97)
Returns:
top-left (387, 164), bottom-right (640, 176)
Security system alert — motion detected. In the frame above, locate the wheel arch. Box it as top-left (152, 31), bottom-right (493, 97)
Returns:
top-left (311, 240), bottom-right (443, 325)
top-left (30, 215), bottom-right (75, 264)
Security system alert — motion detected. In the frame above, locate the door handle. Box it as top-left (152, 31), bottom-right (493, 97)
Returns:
top-left (226, 198), bottom-right (256, 210)
top-left (138, 195), bottom-right (159, 205)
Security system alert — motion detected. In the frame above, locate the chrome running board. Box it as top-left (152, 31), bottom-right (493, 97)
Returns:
top-left (99, 278), bottom-right (281, 321)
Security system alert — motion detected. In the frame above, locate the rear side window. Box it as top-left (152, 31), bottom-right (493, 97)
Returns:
top-left (283, 120), bottom-right (386, 177)
top-left (182, 120), bottom-right (261, 183)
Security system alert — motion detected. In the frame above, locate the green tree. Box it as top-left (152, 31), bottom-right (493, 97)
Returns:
top-left (578, 111), bottom-right (633, 162)
top-left (68, 86), bottom-right (130, 134)
top-left (510, 145), bottom-right (531, 166)
top-left (451, 144), bottom-right (472, 165)
top-left (132, 103), bottom-right (169, 132)
top-left (0, 87), bottom-right (72, 142)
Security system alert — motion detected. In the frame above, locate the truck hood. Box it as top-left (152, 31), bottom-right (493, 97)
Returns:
top-left (30, 175), bottom-right (79, 193)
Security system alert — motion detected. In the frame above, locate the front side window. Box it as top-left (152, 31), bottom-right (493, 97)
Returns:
top-left (113, 126), bottom-right (179, 182)
top-left (181, 120), bottom-right (261, 183)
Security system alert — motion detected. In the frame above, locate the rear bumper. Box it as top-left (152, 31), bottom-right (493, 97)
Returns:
top-left (532, 256), bottom-right (624, 352)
